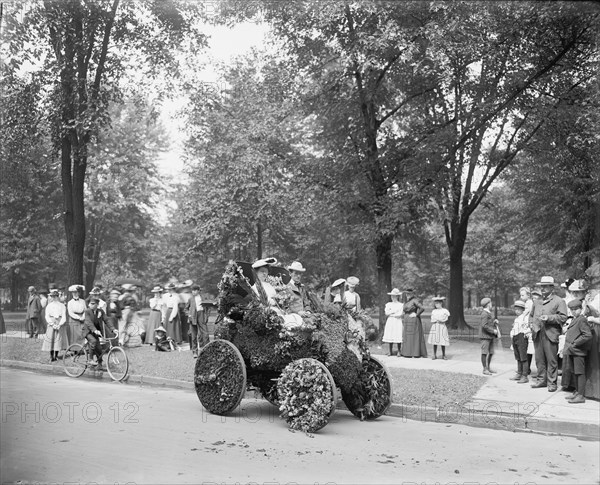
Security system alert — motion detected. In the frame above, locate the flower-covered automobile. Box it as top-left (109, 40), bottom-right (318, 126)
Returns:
top-left (194, 261), bottom-right (393, 433)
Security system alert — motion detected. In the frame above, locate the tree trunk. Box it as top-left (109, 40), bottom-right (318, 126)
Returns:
top-left (447, 222), bottom-right (469, 329)
top-left (10, 268), bottom-right (19, 311)
top-left (376, 234), bottom-right (393, 332)
top-left (256, 220), bottom-right (263, 260)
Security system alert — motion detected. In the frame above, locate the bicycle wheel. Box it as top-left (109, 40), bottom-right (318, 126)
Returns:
top-left (63, 343), bottom-right (87, 378)
top-left (106, 346), bottom-right (129, 381)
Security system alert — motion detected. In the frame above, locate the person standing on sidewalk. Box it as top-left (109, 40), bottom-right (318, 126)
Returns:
top-left (187, 284), bottom-right (208, 358)
top-left (401, 288), bottom-right (427, 358)
top-left (479, 297), bottom-right (499, 375)
top-left (562, 298), bottom-right (592, 404)
top-left (26, 286), bottom-right (42, 338)
top-left (41, 289), bottom-right (66, 362)
top-left (382, 288), bottom-right (403, 356)
top-left (509, 300), bottom-right (530, 383)
top-left (428, 296), bottom-right (450, 360)
top-left (66, 285), bottom-right (86, 344)
top-left (530, 276), bottom-right (568, 392)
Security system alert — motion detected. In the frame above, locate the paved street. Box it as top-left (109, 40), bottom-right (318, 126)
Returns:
top-left (1, 368), bottom-right (598, 485)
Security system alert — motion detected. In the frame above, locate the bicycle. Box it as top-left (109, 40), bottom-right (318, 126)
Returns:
top-left (63, 335), bottom-right (129, 381)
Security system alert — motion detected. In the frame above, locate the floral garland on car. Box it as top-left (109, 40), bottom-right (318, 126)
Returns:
top-left (277, 359), bottom-right (336, 433)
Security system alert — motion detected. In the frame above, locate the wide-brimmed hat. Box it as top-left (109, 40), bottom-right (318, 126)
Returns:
top-left (27, 286), bottom-right (36, 292)
top-left (387, 288), bottom-right (402, 296)
top-left (121, 283), bottom-right (135, 291)
top-left (561, 278), bottom-right (575, 289)
top-left (68, 284), bottom-right (83, 292)
top-left (537, 276), bottom-right (555, 286)
top-left (151, 286), bottom-right (163, 293)
top-left (480, 297), bottom-right (492, 307)
top-left (346, 276), bottom-right (360, 287)
top-left (164, 283), bottom-right (176, 290)
top-left (432, 295), bottom-right (446, 302)
top-left (568, 280), bottom-right (587, 292)
top-left (110, 288), bottom-right (121, 296)
top-left (155, 326), bottom-right (167, 333)
top-left (513, 300), bottom-right (526, 309)
top-left (404, 287), bottom-right (415, 293)
top-left (181, 279), bottom-right (193, 288)
top-left (252, 257), bottom-right (278, 269)
top-left (287, 261), bottom-right (306, 273)
top-left (90, 287), bottom-right (101, 294)
top-left (567, 299), bottom-right (583, 310)
top-left (48, 289), bottom-right (59, 297)
top-left (331, 278), bottom-right (346, 288)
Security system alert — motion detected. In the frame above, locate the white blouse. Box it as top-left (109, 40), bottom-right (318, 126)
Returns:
top-left (385, 301), bottom-right (404, 318)
top-left (67, 298), bottom-right (86, 322)
top-left (45, 301), bottom-right (66, 328)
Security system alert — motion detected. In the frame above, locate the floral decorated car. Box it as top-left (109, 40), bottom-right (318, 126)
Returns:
top-left (193, 260), bottom-right (393, 433)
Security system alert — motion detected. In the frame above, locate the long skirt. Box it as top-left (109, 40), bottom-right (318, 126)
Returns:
top-left (38, 309), bottom-right (47, 335)
top-left (165, 310), bottom-right (182, 344)
top-left (66, 318), bottom-right (82, 345)
top-left (144, 310), bottom-right (163, 344)
top-left (401, 315), bottom-right (428, 357)
top-left (562, 327), bottom-right (600, 400)
top-left (428, 322), bottom-right (450, 346)
top-left (382, 316), bottom-right (403, 343)
top-left (179, 307), bottom-right (189, 344)
top-left (41, 326), bottom-right (65, 351)
top-left (0, 308), bottom-right (5, 334)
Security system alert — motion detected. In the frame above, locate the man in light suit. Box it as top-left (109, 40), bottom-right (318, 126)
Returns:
top-left (287, 261), bottom-right (309, 315)
top-left (187, 285), bottom-right (208, 358)
top-left (26, 286), bottom-right (42, 338)
top-left (530, 276), bottom-right (568, 392)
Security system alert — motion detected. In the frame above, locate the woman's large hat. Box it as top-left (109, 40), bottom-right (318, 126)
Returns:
top-left (252, 257), bottom-right (278, 269)
top-left (331, 278), bottom-right (346, 288)
top-left (151, 286), bottom-right (163, 293)
top-left (568, 280), bottom-right (587, 292)
top-left (110, 288), bottom-right (121, 296)
top-left (90, 287), bottom-right (102, 295)
top-left (537, 276), bottom-right (555, 286)
top-left (346, 276), bottom-right (360, 287)
top-left (155, 326), bottom-right (167, 333)
top-left (48, 289), bottom-right (59, 297)
top-left (387, 288), bottom-right (402, 296)
top-left (287, 261), bottom-right (306, 273)
top-left (432, 295), bottom-right (446, 301)
top-left (68, 284), bottom-right (83, 292)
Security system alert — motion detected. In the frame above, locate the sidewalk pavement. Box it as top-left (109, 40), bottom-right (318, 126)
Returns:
top-left (373, 339), bottom-right (599, 439)
top-left (2, 331), bottom-right (598, 439)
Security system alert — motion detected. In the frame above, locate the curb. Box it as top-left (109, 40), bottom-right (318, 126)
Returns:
top-left (2, 359), bottom-right (598, 440)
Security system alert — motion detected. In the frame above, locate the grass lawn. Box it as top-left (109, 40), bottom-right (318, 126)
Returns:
top-left (1, 336), bottom-right (486, 408)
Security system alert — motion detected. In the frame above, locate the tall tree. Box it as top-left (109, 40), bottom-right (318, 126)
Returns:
top-left (84, 98), bottom-right (166, 290)
top-left (3, 0), bottom-right (205, 286)
top-left (417, 2), bottom-right (597, 327)
top-left (222, 1), bottom-right (441, 327)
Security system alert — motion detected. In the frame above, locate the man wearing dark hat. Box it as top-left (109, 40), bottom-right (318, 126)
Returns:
top-left (562, 298), bottom-right (592, 403)
top-left (26, 286), bottom-right (42, 338)
top-left (529, 276), bottom-right (568, 392)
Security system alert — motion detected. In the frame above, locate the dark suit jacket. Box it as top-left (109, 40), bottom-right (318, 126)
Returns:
top-left (479, 311), bottom-right (497, 340)
top-left (287, 282), bottom-right (305, 313)
top-left (186, 296), bottom-right (204, 325)
top-left (26, 295), bottom-right (42, 319)
top-left (563, 315), bottom-right (592, 357)
top-left (82, 308), bottom-right (114, 337)
top-left (529, 294), bottom-right (568, 343)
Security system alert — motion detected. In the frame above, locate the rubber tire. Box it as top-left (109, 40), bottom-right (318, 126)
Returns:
top-left (63, 343), bottom-right (87, 378)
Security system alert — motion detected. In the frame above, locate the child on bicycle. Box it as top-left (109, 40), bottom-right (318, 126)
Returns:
top-left (83, 298), bottom-right (118, 367)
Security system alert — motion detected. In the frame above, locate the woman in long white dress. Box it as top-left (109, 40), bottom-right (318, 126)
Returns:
top-left (428, 296), bottom-right (451, 360)
top-left (42, 289), bottom-right (67, 362)
top-left (383, 288), bottom-right (403, 356)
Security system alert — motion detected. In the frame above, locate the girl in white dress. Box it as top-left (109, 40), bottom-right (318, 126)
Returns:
top-left (428, 296), bottom-right (450, 360)
top-left (42, 289), bottom-right (67, 361)
top-left (382, 288), bottom-right (403, 356)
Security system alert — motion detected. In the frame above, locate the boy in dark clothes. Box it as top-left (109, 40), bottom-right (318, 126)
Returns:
top-left (479, 297), bottom-right (499, 375)
top-left (563, 299), bottom-right (592, 404)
